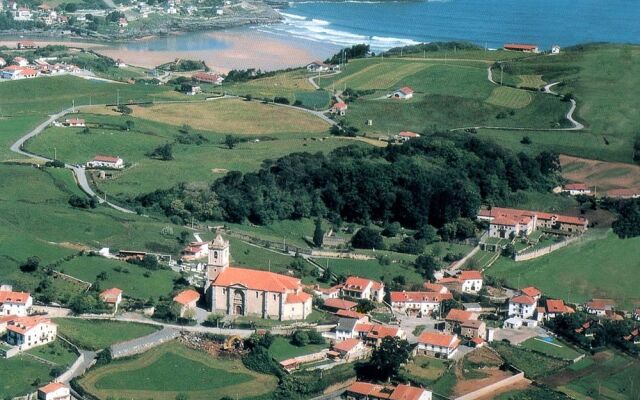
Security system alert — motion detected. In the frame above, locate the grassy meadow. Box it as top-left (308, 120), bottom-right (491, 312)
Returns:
top-left (55, 319), bottom-right (161, 350)
top-left (520, 337), bottom-right (584, 361)
top-left (486, 230), bottom-right (640, 310)
top-left (0, 353), bottom-right (66, 398)
top-left (78, 341), bottom-right (277, 400)
top-left (269, 336), bottom-right (328, 362)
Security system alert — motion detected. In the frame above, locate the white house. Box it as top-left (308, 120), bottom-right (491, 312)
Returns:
top-left (118, 17), bottom-right (128, 27)
top-left (415, 331), bottom-right (460, 359)
top-left (330, 338), bottom-right (368, 362)
top-left (100, 287), bottom-right (123, 310)
top-left (335, 317), bottom-right (358, 341)
top-left (0, 290), bottom-right (33, 316)
top-left (561, 183), bottom-right (591, 196)
top-left (508, 295), bottom-right (537, 319)
top-left (390, 86), bottom-right (414, 100)
top-left (181, 241), bottom-right (209, 261)
top-left (1, 66), bottom-right (39, 80)
top-left (12, 7), bottom-right (32, 20)
top-left (38, 382), bottom-right (71, 400)
top-left (551, 45), bottom-right (561, 54)
top-left (65, 118), bottom-right (85, 127)
top-left (585, 299), bottom-right (615, 316)
top-left (397, 131), bottom-right (420, 142)
top-left (6, 316), bottom-right (57, 350)
top-left (390, 291), bottom-right (452, 316)
top-left (86, 155), bottom-right (125, 169)
top-left (345, 382), bottom-right (432, 400)
top-left (341, 276), bottom-right (385, 302)
top-left (437, 270), bottom-right (483, 294)
top-left (306, 61), bottom-right (331, 72)
top-left (331, 101), bottom-right (347, 116)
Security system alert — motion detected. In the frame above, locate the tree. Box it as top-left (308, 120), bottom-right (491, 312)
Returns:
top-left (148, 143), bottom-right (174, 161)
top-left (414, 224), bottom-right (438, 243)
top-left (69, 293), bottom-right (99, 314)
top-left (291, 330), bottom-right (310, 347)
top-left (307, 330), bottom-right (325, 345)
top-left (20, 256), bottom-right (40, 273)
top-left (520, 136), bottom-right (532, 145)
top-left (351, 227), bottom-right (384, 249)
top-left (313, 218), bottom-right (324, 247)
top-left (381, 222), bottom-right (401, 237)
top-left (117, 105), bottom-right (132, 115)
top-left (356, 299), bottom-right (376, 314)
top-left (175, 394), bottom-right (189, 400)
top-left (612, 199), bottom-right (640, 238)
top-left (536, 151), bottom-right (561, 175)
top-left (359, 337), bottom-right (411, 380)
top-left (414, 254), bottom-right (440, 281)
top-left (205, 312), bottom-right (224, 327)
top-left (224, 135), bottom-right (240, 150)
top-left (125, 120), bottom-right (135, 131)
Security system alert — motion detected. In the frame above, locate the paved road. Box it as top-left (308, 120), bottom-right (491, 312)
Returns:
top-left (9, 105), bottom-right (136, 213)
top-left (111, 326), bottom-right (181, 358)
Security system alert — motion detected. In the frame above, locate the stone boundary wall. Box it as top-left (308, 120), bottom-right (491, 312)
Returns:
top-left (514, 236), bottom-right (581, 262)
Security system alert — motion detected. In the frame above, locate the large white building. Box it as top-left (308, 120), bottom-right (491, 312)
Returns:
top-left (0, 290), bottom-right (32, 316)
top-left (508, 295), bottom-right (537, 319)
top-left (390, 291), bottom-right (452, 316)
top-left (86, 155), bottom-right (124, 169)
top-left (341, 277), bottom-right (385, 303)
top-left (6, 316), bottom-right (57, 350)
top-left (38, 382), bottom-right (71, 400)
top-left (415, 331), bottom-right (460, 359)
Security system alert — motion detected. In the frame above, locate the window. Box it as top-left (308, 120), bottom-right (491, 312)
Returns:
top-left (273, 294), bottom-right (277, 300)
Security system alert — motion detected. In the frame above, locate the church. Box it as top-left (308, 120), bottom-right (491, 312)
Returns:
top-left (205, 235), bottom-right (313, 321)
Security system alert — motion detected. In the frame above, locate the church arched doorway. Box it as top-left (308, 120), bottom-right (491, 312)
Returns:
top-left (233, 289), bottom-right (245, 315)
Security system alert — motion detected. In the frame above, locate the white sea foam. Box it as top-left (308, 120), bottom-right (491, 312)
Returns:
top-left (268, 11), bottom-right (421, 50)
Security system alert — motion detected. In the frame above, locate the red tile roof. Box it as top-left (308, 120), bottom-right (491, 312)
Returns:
top-left (445, 309), bottom-right (475, 323)
top-left (323, 298), bottom-right (357, 310)
top-left (347, 382), bottom-right (389, 398)
top-left (398, 131), bottom-right (419, 137)
top-left (355, 323), bottom-right (400, 339)
top-left (336, 309), bottom-right (366, 319)
top-left (587, 299), bottom-right (615, 310)
top-left (461, 319), bottom-right (484, 329)
top-left (390, 291), bottom-right (452, 303)
top-left (478, 206), bottom-right (587, 226)
top-left (390, 384), bottom-right (428, 400)
top-left (173, 289), bottom-right (200, 305)
top-left (418, 331), bottom-right (459, 348)
top-left (521, 286), bottom-right (541, 298)
top-left (192, 72), bottom-right (222, 83)
top-left (39, 382), bottom-right (67, 394)
top-left (398, 86), bottom-right (414, 95)
top-left (423, 283), bottom-right (448, 293)
top-left (504, 43), bottom-right (538, 50)
top-left (332, 101), bottom-right (347, 110)
top-left (7, 316), bottom-right (53, 335)
top-left (458, 270), bottom-right (482, 281)
top-left (333, 338), bottom-right (361, 353)
top-left (510, 295), bottom-right (536, 305)
top-left (343, 276), bottom-right (382, 292)
top-left (285, 292), bottom-right (311, 304)
top-left (0, 291), bottom-right (31, 305)
top-left (564, 183), bottom-right (589, 191)
top-left (100, 288), bottom-right (122, 303)
top-left (546, 299), bottom-right (567, 314)
top-left (212, 267), bottom-right (301, 293)
top-left (92, 155), bottom-right (120, 163)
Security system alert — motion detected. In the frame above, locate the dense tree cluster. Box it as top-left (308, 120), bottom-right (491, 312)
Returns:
top-left (134, 135), bottom-right (559, 232)
top-left (385, 41), bottom-right (482, 56)
top-left (325, 44), bottom-right (370, 65)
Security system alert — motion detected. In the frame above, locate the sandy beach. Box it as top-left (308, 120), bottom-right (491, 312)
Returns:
top-left (0, 29), bottom-right (337, 73)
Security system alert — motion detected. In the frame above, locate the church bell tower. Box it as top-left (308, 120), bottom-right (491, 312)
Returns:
top-left (207, 234), bottom-right (230, 281)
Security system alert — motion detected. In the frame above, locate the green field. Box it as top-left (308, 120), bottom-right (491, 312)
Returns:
top-left (402, 356), bottom-right (449, 385)
top-left (268, 336), bottom-right (328, 361)
top-left (492, 342), bottom-right (569, 379)
top-left (486, 86), bottom-right (532, 109)
top-left (518, 75), bottom-right (546, 89)
top-left (0, 354), bottom-right (61, 398)
top-left (26, 340), bottom-right (79, 366)
top-left (55, 318), bottom-right (161, 350)
top-left (486, 230), bottom-right (640, 309)
top-left (78, 341), bottom-right (277, 400)
top-left (58, 256), bottom-right (178, 300)
top-left (520, 337), bottom-right (583, 361)
top-left (555, 351), bottom-right (640, 400)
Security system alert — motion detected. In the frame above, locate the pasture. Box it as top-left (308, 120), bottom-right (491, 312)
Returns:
top-left (517, 75), bottom-right (546, 89)
top-left (78, 341), bottom-right (277, 400)
top-left (485, 86), bottom-right (532, 109)
top-left (486, 230), bottom-right (640, 310)
top-left (491, 342), bottom-right (569, 379)
top-left (269, 336), bottom-right (328, 362)
top-left (0, 353), bottom-right (63, 398)
top-left (125, 98), bottom-right (330, 135)
top-left (55, 319), bottom-right (161, 350)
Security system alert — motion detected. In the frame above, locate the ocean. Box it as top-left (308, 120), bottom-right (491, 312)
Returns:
top-left (256, 0), bottom-right (640, 51)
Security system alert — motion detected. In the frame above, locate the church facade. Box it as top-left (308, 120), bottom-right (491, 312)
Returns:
top-left (205, 235), bottom-right (312, 321)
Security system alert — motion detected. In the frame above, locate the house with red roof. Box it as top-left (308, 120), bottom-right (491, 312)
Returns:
top-left (0, 289), bottom-right (32, 316)
top-left (329, 338), bottom-right (369, 362)
top-left (542, 298), bottom-right (574, 320)
top-left (86, 155), bottom-right (124, 169)
top-left (181, 241), bottom-right (209, 261)
top-left (460, 319), bottom-right (486, 340)
top-left (520, 286), bottom-right (542, 301)
top-left (205, 235), bottom-right (312, 320)
top-left (445, 308), bottom-right (478, 333)
top-left (478, 206), bottom-right (588, 238)
top-left (6, 316), bottom-right (57, 350)
top-left (415, 331), bottom-right (460, 359)
top-left (436, 270), bottom-right (483, 294)
top-left (504, 43), bottom-right (539, 53)
top-left (390, 86), bottom-right (414, 100)
top-left (313, 284), bottom-right (341, 300)
top-left (397, 131), bottom-right (420, 142)
top-left (306, 60), bottom-right (332, 72)
top-left (345, 382), bottom-right (432, 400)
top-left (1, 65), bottom-right (39, 80)
top-left (336, 309), bottom-right (368, 321)
top-left (100, 288), bottom-right (123, 310)
top-left (331, 101), bottom-right (348, 116)
top-left (561, 183), bottom-right (592, 196)
top-left (355, 323), bottom-right (405, 347)
top-left (38, 382), bottom-right (70, 400)
top-left (323, 297), bottom-right (358, 312)
top-left (173, 289), bottom-right (200, 317)
top-left (64, 118), bottom-right (85, 127)
top-left (508, 295), bottom-right (537, 319)
top-left (390, 291), bottom-right (452, 316)
top-left (585, 298), bottom-right (615, 316)
top-left (192, 71), bottom-right (224, 85)
top-left (341, 276), bottom-right (385, 303)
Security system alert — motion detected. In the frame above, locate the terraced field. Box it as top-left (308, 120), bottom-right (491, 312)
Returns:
top-left (486, 86), bottom-right (533, 108)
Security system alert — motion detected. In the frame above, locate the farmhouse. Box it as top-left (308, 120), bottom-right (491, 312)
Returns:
top-left (437, 270), bottom-right (483, 294)
top-left (341, 277), bottom-right (385, 303)
top-left (585, 298), bottom-right (615, 316)
top-left (345, 382), bottom-right (432, 400)
top-left (192, 72), bottom-right (224, 85)
top-left (460, 319), bottom-right (486, 340)
top-left (115, 59), bottom-right (127, 68)
top-left (390, 291), bottom-right (452, 316)
top-left (508, 295), bottom-right (537, 319)
top-left (478, 207), bottom-right (588, 238)
top-left (390, 86), bottom-right (414, 100)
top-left (445, 309), bottom-right (478, 332)
top-left (1, 66), bottom-right (39, 80)
top-left (12, 7), bottom-right (32, 20)
top-left (336, 317), bottom-right (359, 341)
top-left (38, 382), bottom-right (71, 400)
top-left (118, 17), bottom-right (128, 27)
top-left (86, 155), bottom-right (125, 169)
top-left (100, 287), bottom-right (123, 310)
top-left (415, 331), bottom-right (460, 359)
top-left (0, 289), bottom-right (32, 316)
top-left (329, 338), bottom-right (368, 362)
top-left (205, 235), bottom-right (312, 320)
top-left (520, 286), bottom-right (542, 301)
top-left (174, 289), bottom-right (200, 317)
top-left (543, 299), bottom-right (574, 319)
top-left (355, 323), bottom-right (405, 347)
top-left (181, 241), bottom-right (209, 261)
top-left (503, 43), bottom-right (539, 53)
top-left (561, 183), bottom-right (591, 196)
top-left (6, 316), bottom-right (57, 350)
top-left (397, 131), bottom-right (420, 142)
top-left (331, 101), bottom-right (348, 116)
top-left (306, 61), bottom-right (332, 72)
top-left (17, 40), bottom-right (37, 49)
top-left (313, 285), bottom-right (341, 300)
top-left (65, 118), bottom-right (85, 127)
